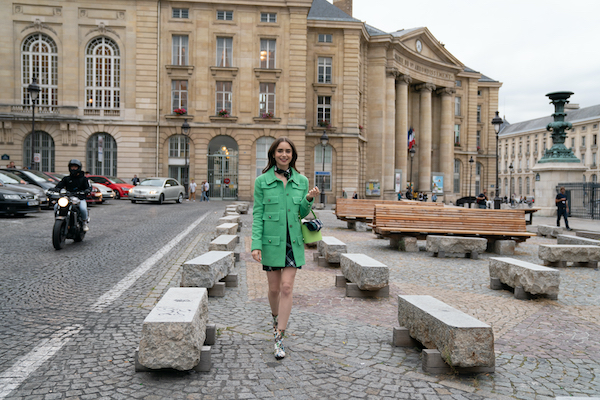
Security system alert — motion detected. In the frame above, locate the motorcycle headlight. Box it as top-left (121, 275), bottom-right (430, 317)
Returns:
top-left (58, 197), bottom-right (69, 207)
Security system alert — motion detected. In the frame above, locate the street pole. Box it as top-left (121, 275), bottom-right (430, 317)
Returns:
top-left (181, 119), bottom-right (190, 197)
top-left (509, 163), bottom-right (514, 206)
top-left (469, 156), bottom-right (474, 208)
top-left (491, 111), bottom-right (503, 209)
top-left (409, 148), bottom-right (416, 199)
top-left (27, 77), bottom-right (40, 170)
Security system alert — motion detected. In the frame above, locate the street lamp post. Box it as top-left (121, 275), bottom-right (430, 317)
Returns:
top-left (409, 148), bottom-right (416, 199)
top-left (181, 119), bottom-right (190, 197)
top-left (491, 111), bottom-right (504, 209)
top-left (319, 130), bottom-right (329, 205)
top-left (509, 162), bottom-right (514, 206)
top-left (27, 77), bottom-right (40, 170)
top-left (468, 156), bottom-right (474, 208)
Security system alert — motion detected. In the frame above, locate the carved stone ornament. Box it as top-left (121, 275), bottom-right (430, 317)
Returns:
top-left (21, 19), bottom-right (58, 35)
top-left (436, 87), bottom-right (456, 97)
top-left (86, 23), bottom-right (120, 38)
top-left (397, 74), bottom-right (413, 85)
top-left (415, 82), bottom-right (436, 93)
top-left (386, 67), bottom-right (400, 78)
top-left (15, 5), bottom-right (22, 14)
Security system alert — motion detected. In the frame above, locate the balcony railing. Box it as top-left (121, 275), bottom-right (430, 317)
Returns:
top-left (11, 105), bottom-right (59, 114)
top-left (84, 109), bottom-right (121, 117)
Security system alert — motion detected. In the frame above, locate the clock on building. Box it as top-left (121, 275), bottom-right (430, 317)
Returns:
top-left (416, 39), bottom-right (422, 53)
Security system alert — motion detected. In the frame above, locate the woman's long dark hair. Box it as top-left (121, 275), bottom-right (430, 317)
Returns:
top-left (262, 137), bottom-right (299, 174)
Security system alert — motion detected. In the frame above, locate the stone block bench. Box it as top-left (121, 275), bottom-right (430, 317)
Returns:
top-left (336, 253), bottom-right (389, 298)
top-left (209, 235), bottom-right (240, 262)
top-left (426, 235), bottom-right (487, 259)
top-left (135, 287), bottom-right (216, 372)
top-left (393, 295), bottom-right (495, 374)
top-left (576, 230), bottom-right (600, 240)
top-left (557, 234), bottom-right (600, 246)
top-left (232, 201), bottom-right (249, 214)
top-left (538, 244), bottom-right (600, 269)
top-left (216, 222), bottom-right (238, 236)
top-left (182, 251), bottom-right (236, 296)
top-left (489, 257), bottom-right (560, 300)
top-left (315, 236), bottom-right (347, 266)
top-left (537, 225), bottom-right (564, 238)
top-left (218, 215), bottom-right (242, 231)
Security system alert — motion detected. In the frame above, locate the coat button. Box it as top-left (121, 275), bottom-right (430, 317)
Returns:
top-left (287, 193), bottom-right (289, 196)
top-left (269, 215), bottom-right (272, 219)
top-left (268, 199), bottom-right (271, 202)
top-left (288, 209), bottom-right (290, 212)
top-left (269, 240), bottom-right (272, 243)
top-left (293, 240), bottom-right (296, 243)
top-left (289, 224), bottom-right (292, 228)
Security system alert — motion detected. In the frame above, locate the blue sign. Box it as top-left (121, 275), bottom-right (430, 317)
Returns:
top-left (315, 171), bottom-right (330, 176)
top-left (1, 154), bottom-right (9, 161)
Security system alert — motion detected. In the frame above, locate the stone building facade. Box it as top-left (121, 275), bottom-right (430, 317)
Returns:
top-left (0, 0), bottom-right (501, 202)
top-left (499, 104), bottom-right (600, 200)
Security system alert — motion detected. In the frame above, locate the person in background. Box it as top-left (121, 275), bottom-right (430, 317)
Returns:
top-left (131, 174), bottom-right (140, 186)
top-left (432, 192), bottom-right (437, 202)
top-left (203, 180), bottom-right (210, 201)
top-left (555, 187), bottom-right (572, 230)
top-left (352, 191), bottom-right (358, 199)
top-left (405, 186), bottom-right (412, 200)
top-left (188, 179), bottom-right (197, 201)
top-left (476, 190), bottom-right (488, 209)
top-left (6, 161), bottom-right (16, 168)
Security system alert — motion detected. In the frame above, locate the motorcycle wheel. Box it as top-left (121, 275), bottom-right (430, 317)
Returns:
top-left (74, 222), bottom-right (86, 242)
top-left (52, 220), bottom-right (66, 250)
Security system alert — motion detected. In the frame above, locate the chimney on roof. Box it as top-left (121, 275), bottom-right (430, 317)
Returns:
top-left (333, 0), bottom-right (352, 17)
top-left (564, 103), bottom-right (580, 110)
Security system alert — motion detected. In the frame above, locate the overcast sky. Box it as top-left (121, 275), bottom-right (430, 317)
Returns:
top-left (351, 0), bottom-right (600, 124)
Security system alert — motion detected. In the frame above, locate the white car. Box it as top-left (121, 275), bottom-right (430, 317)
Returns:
top-left (92, 183), bottom-right (114, 203)
top-left (128, 177), bottom-right (185, 204)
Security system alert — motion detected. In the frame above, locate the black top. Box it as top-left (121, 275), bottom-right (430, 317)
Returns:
top-left (556, 193), bottom-right (567, 210)
top-left (55, 173), bottom-right (91, 199)
top-left (476, 193), bottom-right (487, 206)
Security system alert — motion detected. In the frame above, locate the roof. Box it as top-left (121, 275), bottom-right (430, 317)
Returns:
top-left (308, 0), bottom-right (361, 22)
top-left (501, 104), bottom-right (600, 135)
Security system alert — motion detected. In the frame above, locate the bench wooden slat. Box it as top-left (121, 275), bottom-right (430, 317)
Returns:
top-left (335, 198), bottom-right (443, 221)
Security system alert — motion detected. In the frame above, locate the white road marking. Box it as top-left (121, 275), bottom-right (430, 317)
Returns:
top-left (90, 212), bottom-right (209, 312)
top-left (0, 325), bottom-right (83, 399)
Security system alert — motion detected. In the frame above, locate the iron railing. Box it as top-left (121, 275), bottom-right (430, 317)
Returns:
top-left (558, 182), bottom-right (600, 220)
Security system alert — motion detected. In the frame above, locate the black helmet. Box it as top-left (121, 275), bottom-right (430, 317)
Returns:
top-left (68, 159), bottom-right (82, 176)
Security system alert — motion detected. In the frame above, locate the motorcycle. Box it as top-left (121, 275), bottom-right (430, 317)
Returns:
top-left (51, 189), bottom-right (87, 250)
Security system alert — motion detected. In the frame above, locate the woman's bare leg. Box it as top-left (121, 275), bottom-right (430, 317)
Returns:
top-left (266, 270), bottom-right (282, 317)
top-left (276, 266), bottom-right (297, 331)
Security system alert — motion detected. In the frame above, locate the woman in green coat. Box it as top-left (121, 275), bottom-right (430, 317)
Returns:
top-left (251, 137), bottom-right (320, 360)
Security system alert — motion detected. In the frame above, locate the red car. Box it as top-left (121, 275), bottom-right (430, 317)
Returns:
top-left (87, 175), bottom-right (134, 199)
top-left (86, 185), bottom-right (103, 204)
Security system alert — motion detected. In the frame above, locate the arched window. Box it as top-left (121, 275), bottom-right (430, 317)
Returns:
top-left (256, 136), bottom-right (275, 177)
top-left (314, 144), bottom-right (332, 191)
top-left (526, 177), bottom-right (530, 195)
top-left (475, 162), bottom-right (483, 195)
top-left (504, 178), bottom-right (508, 197)
top-left (169, 135), bottom-right (189, 158)
top-left (453, 159), bottom-right (461, 193)
top-left (592, 174), bottom-right (598, 183)
top-left (86, 37), bottom-right (121, 109)
top-left (23, 131), bottom-right (55, 172)
top-left (21, 33), bottom-right (58, 106)
top-left (87, 133), bottom-right (117, 176)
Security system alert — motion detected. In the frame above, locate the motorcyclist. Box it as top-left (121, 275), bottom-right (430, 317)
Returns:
top-left (53, 159), bottom-right (91, 231)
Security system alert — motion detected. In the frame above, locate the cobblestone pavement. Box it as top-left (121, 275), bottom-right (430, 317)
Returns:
top-left (1, 201), bottom-right (599, 399)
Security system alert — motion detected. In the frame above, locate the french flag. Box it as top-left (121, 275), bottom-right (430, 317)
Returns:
top-left (408, 127), bottom-right (416, 150)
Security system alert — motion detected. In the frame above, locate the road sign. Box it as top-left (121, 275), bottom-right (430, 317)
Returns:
top-left (33, 153), bottom-right (41, 163)
top-left (224, 178), bottom-right (230, 184)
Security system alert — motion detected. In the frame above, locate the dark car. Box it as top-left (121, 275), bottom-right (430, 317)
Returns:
top-left (87, 175), bottom-right (134, 199)
top-left (0, 171), bottom-right (49, 208)
top-left (455, 196), bottom-right (477, 207)
top-left (0, 186), bottom-right (40, 216)
top-left (0, 168), bottom-right (56, 191)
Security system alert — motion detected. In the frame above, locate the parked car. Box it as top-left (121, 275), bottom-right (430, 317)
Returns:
top-left (92, 183), bottom-right (115, 203)
top-left (455, 196), bottom-right (476, 207)
top-left (87, 175), bottom-right (134, 199)
top-left (128, 177), bottom-right (185, 204)
top-left (0, 168), bottom-right (56, 192)
top-left (43, 172), bottom-right (66, 182)
top-left (0, 186), bottom-right (40, 216)
top-left (86, 185), bottom-right (103, 204)
top-left (0, 171), bottom-right (49, 208)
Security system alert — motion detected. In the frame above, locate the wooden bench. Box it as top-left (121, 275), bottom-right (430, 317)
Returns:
top-left (336, 254), bottom-right (389, 298)
top-left (372, 205), bottom-right (536, 246)
top-left (538, 244), bottom-right (600, 269)
top-left (136, 287), bottom-right (216, 372)
top-left (489, 257), bottom-right (560, 299)
top-left (393, 295), bottom-right (495, 374)
top-left (335, 198), bottom-right (443, 230)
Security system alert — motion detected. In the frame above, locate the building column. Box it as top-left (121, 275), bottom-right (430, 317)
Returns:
top-left (395, 74), bottom-right (412, 192)
top-left (437, 87), bottom-right (455, 198)
top-left (383, 68), bottom-right (397, 199)
top-left (416, 83), bottom-right (435, 192)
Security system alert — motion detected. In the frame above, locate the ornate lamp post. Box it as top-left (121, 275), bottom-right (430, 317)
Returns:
top-left (181, 119), bottom-right (190, 196)
top-left (491, 111), bottom-right (503, 209)
top-left (319, 130), bottom-right (329, 204)
top-left (539, 91), bottom-right (579, 163)
top-left (468, 156), bottom-right (474, 208)
top-left (509, 162), bottom-right (514, 206)
top-left (27, 77), bottom-right (40, 170)
top-left (409, 147), bottom-right (416, 198)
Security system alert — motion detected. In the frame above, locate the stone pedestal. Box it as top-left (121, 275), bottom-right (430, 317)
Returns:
top-left (532, 162), bottom-right (586, 217)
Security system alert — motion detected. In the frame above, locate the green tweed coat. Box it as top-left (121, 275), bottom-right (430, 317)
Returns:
top-left (251, 167), bottom-right (314, 267)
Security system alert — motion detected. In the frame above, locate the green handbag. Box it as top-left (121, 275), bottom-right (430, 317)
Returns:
top-left (300, 209), bottom-right (323, 244)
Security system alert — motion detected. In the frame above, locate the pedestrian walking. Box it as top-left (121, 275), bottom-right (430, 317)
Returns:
top-left (131, 174), bottom-right (140, 185)
top-left (352, 191), bottom-right (358, 199)
top-left (476, 190), bottom-right (488, 209)
top-left (251, 137), bottom-right (320, 360)
top-left (432, 193), bottom-right (437, 202)
top-left (556, 187), bottom-right (572, 230)
top-left (203, 180), bottom-right (210, 201)
top-left (188, 179), bottom-right (197, 201)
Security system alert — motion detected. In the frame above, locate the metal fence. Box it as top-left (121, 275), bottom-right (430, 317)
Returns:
top-left (558, 182), bottom-right (600, 220)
